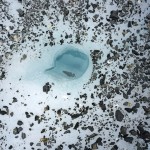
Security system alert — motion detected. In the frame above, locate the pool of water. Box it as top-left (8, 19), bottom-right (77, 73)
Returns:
top-left (45, 47), bottom-right (89, 80)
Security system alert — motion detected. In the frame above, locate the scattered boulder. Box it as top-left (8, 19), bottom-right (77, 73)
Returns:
top-left (99, 101), bottom-right (106, 112)
top-left (13, 127), bottom-right (23, 135)
top-left (17, 120), bottom-right (23, 126)
top-left (124, 136), bottom-right (133, 144)
top-left (110, 10), bottom-right (119, 21)
top-left (17, 9), bottom-right (24, 17)
top-left (43, 82), bottom-right (51, 94)
top-left (21, 132), bottom-right (26, 139)
top-left (115, 110), bottom-right (124, 122)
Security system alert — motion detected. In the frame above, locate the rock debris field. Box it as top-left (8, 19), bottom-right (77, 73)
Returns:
top-left (0, 0), bottom-right (150, 149)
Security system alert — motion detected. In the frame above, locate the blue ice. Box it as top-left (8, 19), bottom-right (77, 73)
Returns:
top-left (45, 47), bottom-right (89, 80)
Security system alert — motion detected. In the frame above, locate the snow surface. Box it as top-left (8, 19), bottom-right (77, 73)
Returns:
top-left (0, 0), bottom-right (150, 150)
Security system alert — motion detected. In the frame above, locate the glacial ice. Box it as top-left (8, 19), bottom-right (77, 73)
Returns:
top-left (45, 47), bottom-right (89, 80)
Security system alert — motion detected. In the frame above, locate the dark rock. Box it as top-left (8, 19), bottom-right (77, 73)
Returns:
top-left (17, 120), bottom-right (23, 126)
top-left (21, 132), bottom-right (26, 139)
top-left (134, 103), bottom-right (140, 108)
top-left (122, 72), bottom-right (129, 79)
top-left (43, 82), bottom-right (51, 94)
top-left (129, 129), bottom-right (137, 136)
top-left (91, 142), bottom-right (98, 149)
top-left (100, 74), bottom-right (106, 85)
top-left (74, 122), bottom-right (79, 130)
top-left (110, 10), bottom-right (119, 20)
top-left (125, 108), bottom-right (133, 113)
top-left (99, 101), bottom-right (106, 112)
top-left (144, 44), bottom-right (150, 50)
top-left (0, 124), bottom-right (3, 128)
top-left (137, 141), bottom-right (148, 150)
top-left (0, 55), bottom-right (3, 63)
top-left (25, 112), bottom-right (30, 118)
top-left (109, 142), bottom-right (115, 145)
top-left (0, 71), bottom-right (5, 80)
top-left (84, 17), bottom-right (88, 22)
top-left (64, 130), bottom-right (71, 134)
top-left (128, 21), bottom-right (132, 27)
top-left (91, 3), bottom-right (98, 9)
top-left (80, 93), bottom-right (87, 100)
top-left (70, 113), bottom-right (81, 119)
top-left (3, 106), bottom-right (9, 113)
top-left (12, 97), bottom-right (17, 103)
top-left (140, 96), bottom-right (149, 102)
top-left (44, 105), bottom-right (50, 112)
top-left (92, 102), bottom-right (96, 106)
top-left (63, 8), bottom-right (69, 16)
top-left (146, 14), bottom-right (150, 19)
top-left (63, 123), bottom-right (73, 130)
top-left (123, 92), bottom-right (128, 99)
top-left (63, 71), bottom-right (75, 77)
top-left (13, 127), bottom-right (23, 135)
top-left (127, 86), bottom-right (134, 95)
top-left (93, 14), bottom-right (99, 22)
top-left (35, 115), bottom-right (40, 121)
top-left (119, 64), bottom-right (126, 69)
top-left (125, 103), bottom-right (140, 113)
top-left (137, 125), bottom-right (150, 140)
top-left (57, 109), bottom-right (61, 116)
top-left (124, 136), bottom-right (133, 143)
top-left (115, 110), bottom-right (124, 121)
top-left (65, 34), bottom-right (68, 39)
top-left (49, 126), bottom-right (56, 131)
top-left (0, 109), bottom-right (7, 115)
top-left (81, 106), bottom-right (89, 115)
top-left (0, 24), bottom-right (3, 31)
top-left (91, 50), bottom-right (101, 64)
top-left (60, 39), bottom-right (64, 45)
top-left (44, 43), bottom-right (48, 46)
top-left (10, 112), bottom-right (14, 117)
top-left (84, 146), bottom-right (91, 150)
top-left (36, 143), bottom-right (41, 146)
top-left (111, 145), bottom-right (118, 150)
top-left (81, 127), bottom-right (88, 130)
top-left (18, 127), bottom-right (23, 132)
top-left (56, 144), bottom-right (63, 150)
top-left (88, 133), bottom-right (98, 140)
top-left (142, 106), bottom-right (150, 115)
top-left (96, 137), bottom-right (102, 145)
top-left (75, 34), bottom-right (81, 44)
top-left (91, 93), bottom-right (94, 99)
top-left (8, 145), bottom-right (13, 149)
top-left (107, 39), bottom-right (113, 46)
top-left (123, 102), bottom-right (129, 106)
top-left (30, 142), bottom-right (34, 146)
top-left (68, 144), bottom-right (77, 149)
top-left (115, 87), bottom-right (120, 94)
top-left (88, 126), bottom-right (94, 132)
top-left (120, 126), bottom-right (127, 136)
top-left (132, 50), bottom-right (139, 55)
top-left (107, 93), bottom-right (112, 99)
top-left (17, 9), bottom-right (24, 17)
top-left (41, 129), bottom-right (46, 133)
top-left (109, 111), bottom-right (114, 117)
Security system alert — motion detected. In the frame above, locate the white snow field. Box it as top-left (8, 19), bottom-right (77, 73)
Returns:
top-left (0, 0), bottom-right (150, 150)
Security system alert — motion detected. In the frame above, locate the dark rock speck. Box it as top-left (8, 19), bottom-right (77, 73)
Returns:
top-left (115, 110), bottom-right (124, 121)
